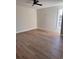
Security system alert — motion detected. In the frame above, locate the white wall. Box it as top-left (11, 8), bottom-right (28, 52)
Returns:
top-left (16, 5), bottom-right (37, 33)
top-left (37, 6), bottom-right (58, 33)
top-left (16, 5), bottom-right (62, 33)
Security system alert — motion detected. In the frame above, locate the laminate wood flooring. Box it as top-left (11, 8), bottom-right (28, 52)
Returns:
top-left (16, 29), bottom-right (63, 59)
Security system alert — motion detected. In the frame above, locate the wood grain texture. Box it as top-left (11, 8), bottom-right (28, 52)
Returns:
top-left (16, 29), bottom-right (63, 59)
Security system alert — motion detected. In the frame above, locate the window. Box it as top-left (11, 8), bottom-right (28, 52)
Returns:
top-left (57, 9), bottom-right (63, 34)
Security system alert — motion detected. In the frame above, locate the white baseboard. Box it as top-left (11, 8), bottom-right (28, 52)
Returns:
top-left (16, 27), bottom-right (60, 35)
top-left (16, 27), bottom-right (37, 33)
top-left (37, 27), bottom-right (53, 32)
top-left (37, 27), bottom-right (60, 35)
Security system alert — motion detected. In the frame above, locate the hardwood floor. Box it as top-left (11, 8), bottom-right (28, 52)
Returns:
top-left (16, 29), bottom-right (63, 59)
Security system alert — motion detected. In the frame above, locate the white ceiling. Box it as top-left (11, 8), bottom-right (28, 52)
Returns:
top-left (16, 0), bottom-right (63, 9)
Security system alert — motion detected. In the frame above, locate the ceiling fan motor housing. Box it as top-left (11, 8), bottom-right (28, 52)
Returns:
top-left (33, 0), bottom-right (42, 6)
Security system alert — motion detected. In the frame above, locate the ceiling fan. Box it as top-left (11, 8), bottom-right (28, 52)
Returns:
top-left (32, 0), bottom-right (42, 6)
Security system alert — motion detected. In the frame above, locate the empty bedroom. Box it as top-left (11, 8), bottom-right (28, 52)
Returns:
top-left (16, 0), bottom-right (63, 59)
